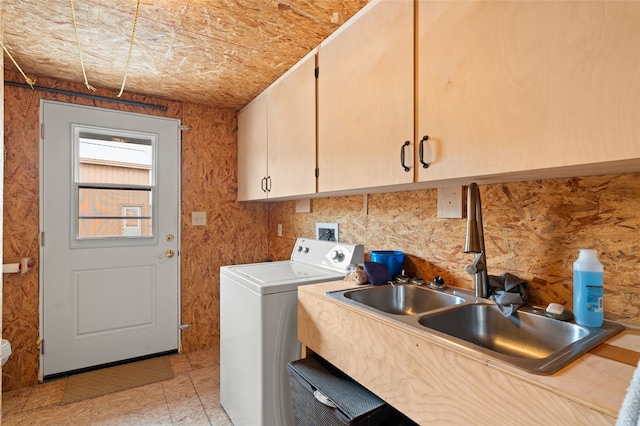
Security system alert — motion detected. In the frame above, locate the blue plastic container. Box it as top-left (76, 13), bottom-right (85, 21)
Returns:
top-left (370, 251), bottom-right (405, 277)
top-left (573, 249), bottom-right (604, 327)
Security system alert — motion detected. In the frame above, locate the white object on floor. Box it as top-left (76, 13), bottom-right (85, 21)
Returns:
top-left (617, 359), bottom-right (640, 425)
top-left (2, 339), bottom-right (12, 366)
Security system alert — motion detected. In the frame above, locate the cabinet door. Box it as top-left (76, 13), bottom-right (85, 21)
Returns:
top-left (267, 51), bottom-right (317, 199)
top-left (237, 93), bottom-right (268, 201)
top-left (317, 0), bottom-right (414, 193)
top-left (418, 1), bottom-right (640, 183)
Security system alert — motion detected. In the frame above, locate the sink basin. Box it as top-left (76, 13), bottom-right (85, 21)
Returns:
top-left (326, 284), bottom-right (624, 374)
top-left (419, 302), bottom-right (624, 374)
top-left (337, 284), bottom-right (465, 315)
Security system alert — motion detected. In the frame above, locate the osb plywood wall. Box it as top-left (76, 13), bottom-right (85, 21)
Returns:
top-left (2, 72), bottom-right (268, 391)
top-left (268, 173), bottom-right (640, 323)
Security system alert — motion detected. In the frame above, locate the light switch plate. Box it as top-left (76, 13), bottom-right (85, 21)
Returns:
top-left (192, 211), bottom-right (207, 226)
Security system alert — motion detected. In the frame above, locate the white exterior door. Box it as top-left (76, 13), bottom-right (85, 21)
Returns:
top-left (40, 100), bottom-right (180, 378)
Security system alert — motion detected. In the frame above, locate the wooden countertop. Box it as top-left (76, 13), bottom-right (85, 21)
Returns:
top-left (298, 281), bottom-right (639, 425)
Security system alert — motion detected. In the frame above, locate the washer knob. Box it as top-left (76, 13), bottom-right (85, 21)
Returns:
top-left (304, 247), bottom-right (309, 253)
top-left (297, 246), bottom-right (303, 252)
top-left (331, 250), bottom-right (345, 262)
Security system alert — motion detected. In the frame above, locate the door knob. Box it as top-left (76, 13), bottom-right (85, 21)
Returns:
top-left (165, 249), bottom-right (175, 258)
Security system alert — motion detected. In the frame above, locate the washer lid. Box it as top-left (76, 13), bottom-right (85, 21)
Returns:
top-left (223, 261), bottom-right (343, 294)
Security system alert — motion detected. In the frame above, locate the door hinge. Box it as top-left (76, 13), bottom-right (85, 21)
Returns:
top-left (39, 339), bottom-right (44, 355)
top-left (314, 66), bottom-right (319, 78)
top-left (40, 123), bottom-right (45, 139)
top-left (315, 168), bottom-right (319, 178)
top-left (40, 231), bottom-right (45, 247)
top-left (179, 125), bottom-right (191, 131)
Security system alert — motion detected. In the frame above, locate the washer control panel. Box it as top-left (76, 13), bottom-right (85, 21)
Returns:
top-left (291, 238), bottom-right (364, 273)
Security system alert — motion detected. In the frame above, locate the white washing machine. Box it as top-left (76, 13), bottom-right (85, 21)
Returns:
top-left (220, 238), bottom-right (364, 426)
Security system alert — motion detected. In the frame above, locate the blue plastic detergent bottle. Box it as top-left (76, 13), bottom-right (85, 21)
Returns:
top-left (573, 249), bottom-right (604, 327)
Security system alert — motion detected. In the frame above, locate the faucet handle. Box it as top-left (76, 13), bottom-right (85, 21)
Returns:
top-left (465, 253), bottom-right (486, 275)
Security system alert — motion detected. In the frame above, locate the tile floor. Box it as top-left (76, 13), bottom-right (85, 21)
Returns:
top-left (1, 347), bottom-right (232, 425)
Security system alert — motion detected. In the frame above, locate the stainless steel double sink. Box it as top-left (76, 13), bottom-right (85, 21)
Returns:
top-left (326, 283), bottom-right (624, 375)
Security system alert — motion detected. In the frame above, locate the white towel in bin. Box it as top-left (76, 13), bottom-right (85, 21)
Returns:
top-left (617, 359), bottom-right (640, 425)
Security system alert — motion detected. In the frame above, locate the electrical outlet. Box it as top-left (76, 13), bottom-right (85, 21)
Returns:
top-left (277, 224), bottom-right (283, 237)
top-left (316, 223), bottom-right (338, 241)
top-left (192, 212), bottom-right (207, 226)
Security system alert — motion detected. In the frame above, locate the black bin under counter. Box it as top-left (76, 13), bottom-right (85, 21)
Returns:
top-left (287, 355), bottom-right (417, 426)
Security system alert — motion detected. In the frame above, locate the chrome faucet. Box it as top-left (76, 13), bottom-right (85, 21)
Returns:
top-left (464, 183), bottom-right (489, 298)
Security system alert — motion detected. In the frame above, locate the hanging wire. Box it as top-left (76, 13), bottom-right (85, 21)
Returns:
top-left (70, 0), bottom-right (97, 91)
top-left (0, 41), bottom-right (36, 88)
top-left (118, 0), bottom-right (141, 97)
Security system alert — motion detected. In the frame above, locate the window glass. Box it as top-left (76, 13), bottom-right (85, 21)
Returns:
top-left (74, 128), bottom-right (155, 240)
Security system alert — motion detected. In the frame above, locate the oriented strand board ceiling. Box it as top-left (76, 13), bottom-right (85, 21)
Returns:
top-left (1, 0), bottom-right (368, 110)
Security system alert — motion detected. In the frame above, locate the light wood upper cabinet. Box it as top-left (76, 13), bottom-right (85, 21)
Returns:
top-left (267, 51), bottom-right (317, 199)
top-left (240, 0), bottom-right (640, 201)
top-left (417, 0), bottom-right (640, 183)
top-left (317, 0), bottom-right (414, 193)
top-left (237, 51), bottom-right (317, 201)
top-left (237, 92), bottom-right (268, 201)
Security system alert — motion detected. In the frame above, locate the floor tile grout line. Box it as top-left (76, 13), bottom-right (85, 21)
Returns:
top-left (2, 349), bottom-right (221, 422)
top-left (20, 385), bottom-right (35, 413)
top-left (187, 369), bottom-right (214, 426)
top-left (2, 385), bottom-right (35, 417)
top-left (159, 380), bottom-right (177, 426)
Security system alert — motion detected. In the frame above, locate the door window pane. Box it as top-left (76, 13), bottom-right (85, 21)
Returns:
top-left (74, 127), bottom-right (156, 240)
top-left (78, 188), bottom-right (152, 238)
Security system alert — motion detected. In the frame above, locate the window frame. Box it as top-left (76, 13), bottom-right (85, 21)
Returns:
top-left (70, 124), bottom-right (159, 249)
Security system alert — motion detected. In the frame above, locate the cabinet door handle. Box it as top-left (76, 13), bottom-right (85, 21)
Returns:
top-left (261, 177), bottom-right (267, 193)
top-left (400, 141), bottom-right (411, 172)
top-left (266, 176), bottom-right (272, 192)
top-left (419, 135), bottom-right (430, 169)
